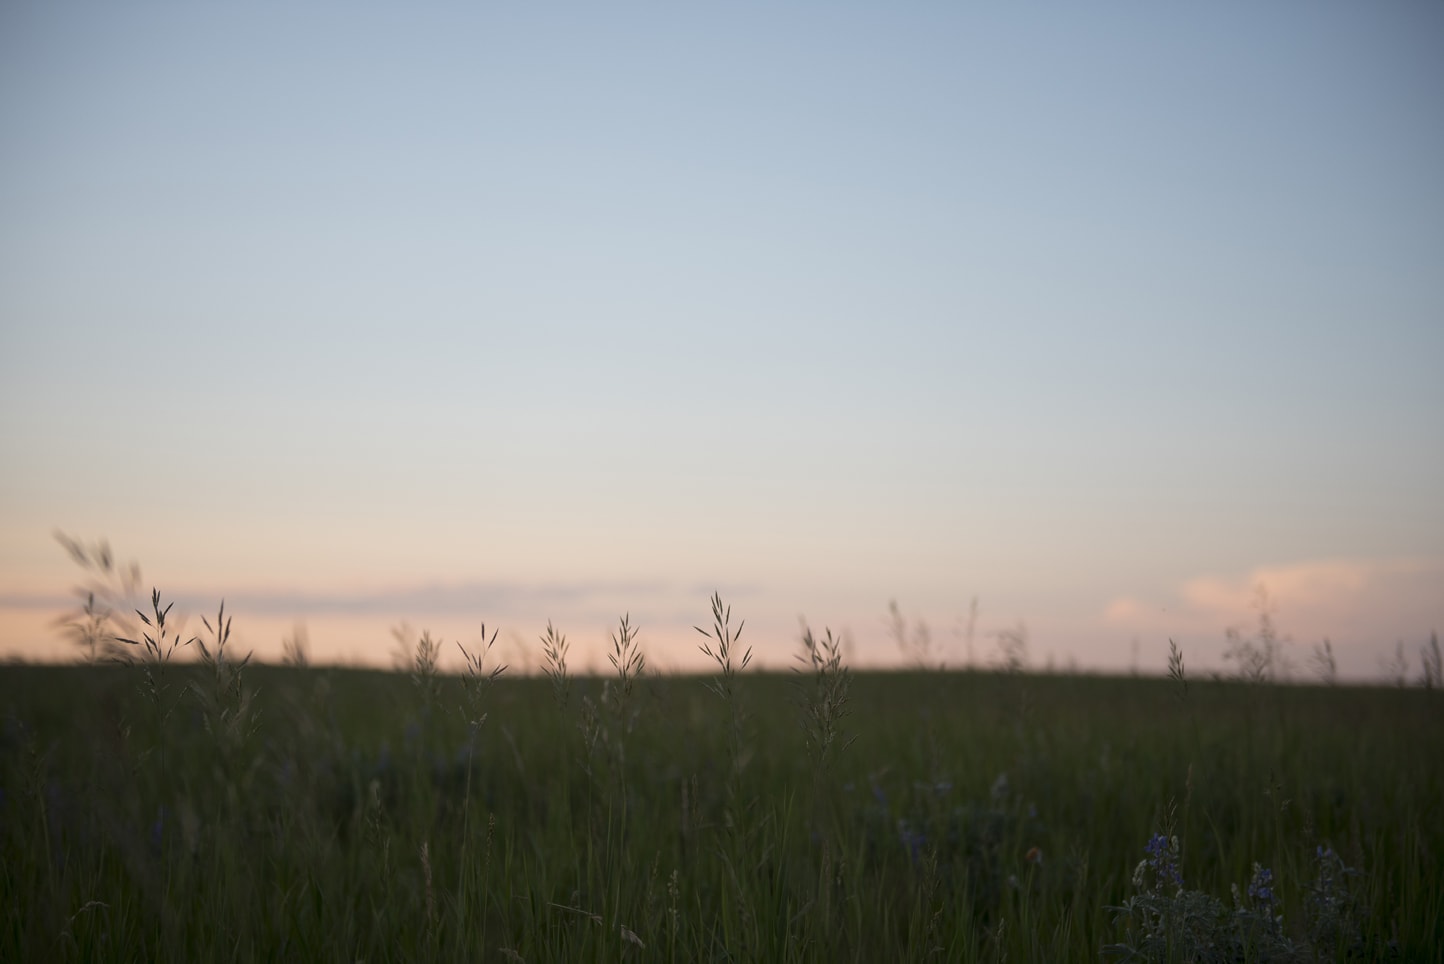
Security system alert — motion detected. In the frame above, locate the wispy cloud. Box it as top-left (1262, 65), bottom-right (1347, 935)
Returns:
top-left (0, 592), bottom-right (73, 610)
top-left (1103, 556), bottom-right (1443, 666)
top-left (1, 579), bottom-right (766, 620)
top-left (1178, 560), bottom-right (1377, 617)
top-left (217, 580), bottom-right (670, 616)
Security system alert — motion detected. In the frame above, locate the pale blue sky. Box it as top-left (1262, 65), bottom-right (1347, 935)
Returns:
top-left (2, 3), bottom-right (1441, 676)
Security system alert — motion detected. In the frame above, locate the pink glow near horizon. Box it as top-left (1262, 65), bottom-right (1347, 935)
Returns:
top-left (4, 550), bottom-right (1438, 683)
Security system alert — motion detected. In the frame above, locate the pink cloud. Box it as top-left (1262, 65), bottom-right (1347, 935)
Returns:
top-left (1180, 560), bottom-right (1376, 617)
top-left (1102, 556), bottom-right (1443, 678)
top-left (1103, 596), bottom-right (1148, 623)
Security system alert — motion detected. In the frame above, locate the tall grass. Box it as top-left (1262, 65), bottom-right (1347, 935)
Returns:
top-left (2, 590), bottom-right (1441, 961)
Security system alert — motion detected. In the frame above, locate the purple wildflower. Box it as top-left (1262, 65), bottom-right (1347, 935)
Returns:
top-left (1144, 833), bottom-right (1183, 891)
top-left (1247, 864), bottom-right (1275, 909)
top-left (1310, 842), bottom-right (1355, 918)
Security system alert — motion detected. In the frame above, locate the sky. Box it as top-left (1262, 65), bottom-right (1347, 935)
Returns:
top-left (2, 2), bottom-right (1441, 680)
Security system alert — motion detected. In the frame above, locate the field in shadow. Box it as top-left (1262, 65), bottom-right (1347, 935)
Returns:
top-left (2, 640), bottom-right (1439, 961)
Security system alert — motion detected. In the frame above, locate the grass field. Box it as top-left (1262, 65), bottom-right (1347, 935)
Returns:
top-left (2, 602), bottom-right (1441, 962)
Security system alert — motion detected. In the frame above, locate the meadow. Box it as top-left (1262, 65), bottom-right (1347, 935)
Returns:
top-left (2, 593), bottom-right (1441, 962)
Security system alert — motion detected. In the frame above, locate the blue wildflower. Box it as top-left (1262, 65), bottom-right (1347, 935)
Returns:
top-left (1247, 864), bottom-right (1275, 908)
top-left (1143, 833), bottom-right (1183, 891)
top-left (1310, 842), bottom-right (1355, 918)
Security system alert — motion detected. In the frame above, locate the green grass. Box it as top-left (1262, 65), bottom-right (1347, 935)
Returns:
top-left (2, 631), bottom-right (1441, 962)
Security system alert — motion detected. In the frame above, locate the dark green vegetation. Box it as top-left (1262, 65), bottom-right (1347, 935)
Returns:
top-left (2, 637), bottom-right (1441, 961)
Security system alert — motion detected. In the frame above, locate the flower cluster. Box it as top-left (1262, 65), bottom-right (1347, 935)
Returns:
top-left (1245, 863), bottom-right (1275, 912)
top-left (1107, 834), bottom-right (1384, 962)
top-left (1230, 861), bottom-right (1286, 950)
top-left (1306, 844), bottom-right (1363, 953)
top-left (1134, 833), bottom-right (1183, 894)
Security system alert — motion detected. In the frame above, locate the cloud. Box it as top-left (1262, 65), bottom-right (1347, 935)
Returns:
top-left (1102, 556), bottom-right (1443, 672)
top-left (1, 578), bottom-right (767, 621)
top-left (194, 580), bottom-right (676, 616)
top-left (1103, 597), bottom-right (1148, 622)
top-left (0, 592), bottom-right (72, 610)
top-left (1180, 560), bottom-right (1377, 618)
